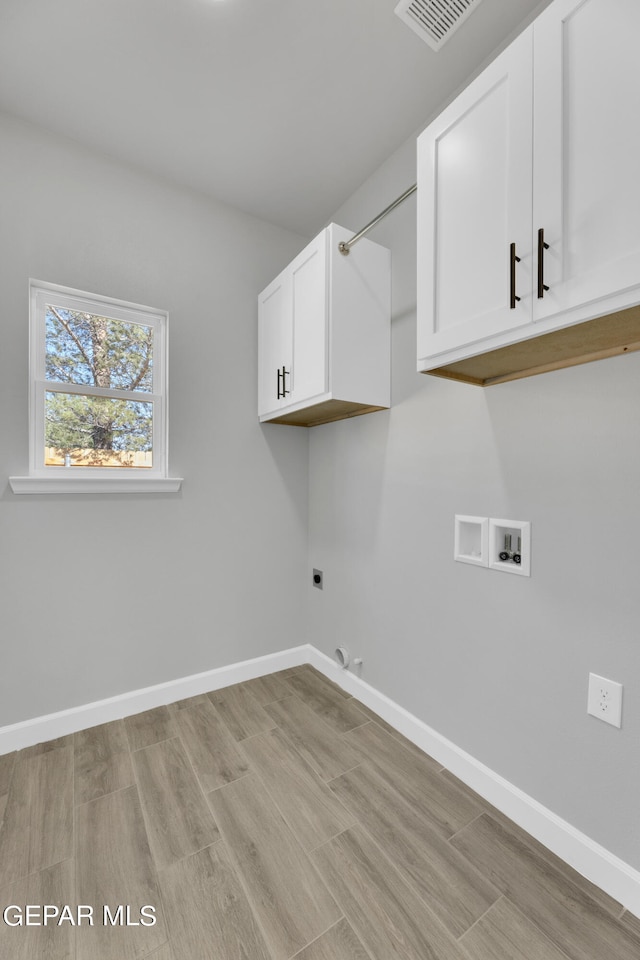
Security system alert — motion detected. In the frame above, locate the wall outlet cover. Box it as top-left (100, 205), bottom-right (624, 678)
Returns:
top-left (587, 673), bottom-right (623, 728)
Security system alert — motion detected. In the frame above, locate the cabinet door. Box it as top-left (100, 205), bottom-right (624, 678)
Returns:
top-left (417, 29), bottom-right (533, 364)
top-left (290, 231), bottom-right (327, 404)
top-left (534, 0), bottom-right (640, 321)
top-left (258, 273), bottom-right (292, 417)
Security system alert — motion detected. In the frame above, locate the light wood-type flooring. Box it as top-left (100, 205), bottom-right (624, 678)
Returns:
top-left (0, 664), bottom-right (638, 960)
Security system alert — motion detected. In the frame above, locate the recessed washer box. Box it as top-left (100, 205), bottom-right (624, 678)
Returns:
top-left (489, 519), bottom-right (531, 576)
top-left (454, 515), bottom-right (488, 567)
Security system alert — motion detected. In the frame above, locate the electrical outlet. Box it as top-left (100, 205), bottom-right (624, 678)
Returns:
top-left (312, 568), bottom-right (323, 590)
top-left (587, 673), bottom-right (623, 728)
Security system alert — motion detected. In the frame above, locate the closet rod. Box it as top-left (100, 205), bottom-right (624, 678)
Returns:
top-left (338, 183), bottom-right (417, 255)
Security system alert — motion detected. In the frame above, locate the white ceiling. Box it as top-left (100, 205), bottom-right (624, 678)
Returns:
top-left (0, 0), bottom-right (549, 236)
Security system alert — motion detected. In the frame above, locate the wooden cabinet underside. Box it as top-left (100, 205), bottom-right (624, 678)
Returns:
top-left (265, 399), bottom-right (387, 427)
top-left (424, 305), bottom-right (640, 386)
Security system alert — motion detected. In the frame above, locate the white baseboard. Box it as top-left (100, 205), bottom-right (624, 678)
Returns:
top-left (0, 645), bottom-right (311, 754)
top-left (1, 642), bottom-right (638, 918)
top-left (306, 646), bottom-right (640, 920)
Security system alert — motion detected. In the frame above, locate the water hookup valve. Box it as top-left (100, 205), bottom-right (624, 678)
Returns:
top-left (498, 533), bottom-right (521, 564)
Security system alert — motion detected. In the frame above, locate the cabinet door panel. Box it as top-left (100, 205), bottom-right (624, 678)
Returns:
top-left (418, 30), bottom-right (533, 362)
top-left (534, 0), bottom-right (640, 320)
top-left (258, 275), bottom-right (291, 417)
top-left (291, 234), bottom-right (327, 403)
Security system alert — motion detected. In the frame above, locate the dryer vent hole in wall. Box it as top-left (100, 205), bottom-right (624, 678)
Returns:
top-left (334, 646), bottom-right (363, 669)
top-left (394, 0), bottom-right (485, 51)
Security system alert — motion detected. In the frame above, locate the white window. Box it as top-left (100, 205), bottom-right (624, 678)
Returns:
top-left (10, 281), bottom-right (181, 493)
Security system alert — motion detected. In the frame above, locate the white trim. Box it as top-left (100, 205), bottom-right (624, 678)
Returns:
top-left (40, 381), bottom-right (160, 403)
top-left (1, 642), bottom-right (638, 918)
top-left (0, 646), bottom-right (310, 753)
top-left (9, 476), bottom-right (183, 494)
top-left (304, 647), bottom-right (640, 919)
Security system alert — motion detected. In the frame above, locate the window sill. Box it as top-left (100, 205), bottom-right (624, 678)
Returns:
top-left (9, 476), bottom-right (183, 495)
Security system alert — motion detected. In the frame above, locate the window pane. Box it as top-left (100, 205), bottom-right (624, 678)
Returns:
top-left (45, 392), bottom-right (153, 468)
top-left (45, 306), bottom-right (153, 393)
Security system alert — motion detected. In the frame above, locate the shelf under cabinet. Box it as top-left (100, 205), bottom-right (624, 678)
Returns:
top-left (423, 304), bottom-right (640, 387)
top-left (265, 399), bottom-right (387, 428)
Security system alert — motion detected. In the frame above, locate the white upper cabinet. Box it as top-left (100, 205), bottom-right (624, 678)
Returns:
top-left (259, 224), bottom-right (390, 426)
top-left (417, 0), bottom-right (640, 385)
top-left (417, 29), bottom-right (533, 362)
top-left (258, 272), bottom-right (293, 416)
top-left (533, 0), bottom-right (640, 322)
top-left (258, 232), bottom-right (326, 418)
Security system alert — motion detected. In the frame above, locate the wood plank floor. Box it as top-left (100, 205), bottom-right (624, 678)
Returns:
top-left (0, 663), bottom-right (638, 960)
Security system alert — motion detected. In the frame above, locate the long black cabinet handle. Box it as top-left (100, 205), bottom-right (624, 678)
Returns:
top-left (537, 228), bottom-right (550, 298)
top-left (510, 243), bottom-right (521, 309)
top-left (276, 365), bottom-right (291, 399)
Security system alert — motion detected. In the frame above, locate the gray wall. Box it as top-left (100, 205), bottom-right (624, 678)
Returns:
top-left (309, 137), bottom-right (640, 870)
top-left (0, 113), bottom-right (309, 725)
top-left (2, 107), bottom-right (638, 875)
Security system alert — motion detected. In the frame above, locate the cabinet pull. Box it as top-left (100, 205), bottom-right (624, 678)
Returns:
top-left (281, 366), bottom-right (290, 397)
top-left (510, 243), bottom-right (521, 309)
top-left (276, 368), bottom-right (283, 399)
top-left (537, 227), bottom-right (550, 298)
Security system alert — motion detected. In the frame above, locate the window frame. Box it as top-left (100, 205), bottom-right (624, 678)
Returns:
top-left (11, 280), bottom-right (180, 494)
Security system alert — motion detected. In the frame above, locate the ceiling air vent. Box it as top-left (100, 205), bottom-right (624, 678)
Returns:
top-left (394, 0), bottom-right (485, 51)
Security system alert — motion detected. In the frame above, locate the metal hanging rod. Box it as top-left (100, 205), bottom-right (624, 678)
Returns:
top-left (338, 183), bottom-right (417, 255)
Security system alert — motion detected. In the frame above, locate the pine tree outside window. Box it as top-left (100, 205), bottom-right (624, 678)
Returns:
top-left (18, 280), bottom-right (179, 492)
